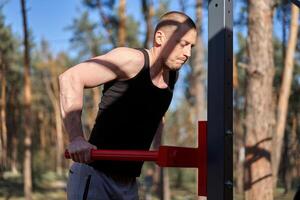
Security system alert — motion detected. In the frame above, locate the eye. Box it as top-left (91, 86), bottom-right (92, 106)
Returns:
top-left (179, 41), bottom-right (187, 47)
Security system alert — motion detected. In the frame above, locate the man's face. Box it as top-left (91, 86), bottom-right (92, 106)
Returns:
top-left (162, 24), bottom-right (197, 70)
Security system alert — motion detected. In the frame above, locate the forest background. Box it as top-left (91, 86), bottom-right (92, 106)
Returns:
top-left (0, 0), bottom-right (299, 200)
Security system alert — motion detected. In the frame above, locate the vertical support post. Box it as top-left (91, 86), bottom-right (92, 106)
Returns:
top-left (198, 121), bottom-right (207, 196)
top-left (208, 0), bottom-right (233, 199)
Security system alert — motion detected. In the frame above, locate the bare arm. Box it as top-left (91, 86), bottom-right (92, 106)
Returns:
top-left (59, 47), bottom-right (144, 163)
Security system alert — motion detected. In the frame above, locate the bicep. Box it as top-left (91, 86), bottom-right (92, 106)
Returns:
top-left (58, 53), bottom-right (121, 115)
top-left (63, 48), bottom-right (134, 88)
top-left (66, 56), bottom-right (119, 88)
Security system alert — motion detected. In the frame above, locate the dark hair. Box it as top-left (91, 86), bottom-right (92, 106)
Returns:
top-left (154, 11), bottom-right (196, 34)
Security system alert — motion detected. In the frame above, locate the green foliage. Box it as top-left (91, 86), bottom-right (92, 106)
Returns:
top-left (0, 9), bottom-right (16, 64)
top-left (154, 0), bottom-right (170, 23)
top-left (235, 32), bottom-right (247, 103)
top-left (82, 0), bottom-right (118, 47)
top-left (126, 15), bottom-right (142, 47)
top-left (273, 36), bottom-right (286, 90)
top-left (234, 0), bottom-right (247, 28)
top-left (67, 11), bottom-right (103, 58)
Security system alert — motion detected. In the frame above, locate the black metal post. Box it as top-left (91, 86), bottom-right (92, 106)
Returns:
top-left (207, 0), bottom-right (233, 199)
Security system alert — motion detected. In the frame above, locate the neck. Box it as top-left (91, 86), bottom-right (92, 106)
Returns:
top-left (147, 47), bottom-right (170, 87)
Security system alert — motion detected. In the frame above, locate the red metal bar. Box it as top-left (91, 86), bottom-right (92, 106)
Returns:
top-left (198, 121), bottom-right (207, 196)
top-left (65, 149), bottom-right (158, 162)
top-left (157, 146), bottom-right (199, 167)
top-left (64, 121), bottom-right (208, 197)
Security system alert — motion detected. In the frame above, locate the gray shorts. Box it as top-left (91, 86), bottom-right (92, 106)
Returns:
top-left (67, 163), bottom-right (139, 200)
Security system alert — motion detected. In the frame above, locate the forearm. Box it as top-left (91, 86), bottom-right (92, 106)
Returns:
top-left (59, 72), bottom-right (85, 142)
top-left (63, 110), bottom-right (84, 141)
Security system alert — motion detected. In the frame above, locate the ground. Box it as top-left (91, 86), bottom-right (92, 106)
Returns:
top-left (0, 172), bottom-right (297, 200)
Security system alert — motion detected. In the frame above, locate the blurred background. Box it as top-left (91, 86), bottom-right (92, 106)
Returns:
top-left (0, 0), bottom-right (299, 199)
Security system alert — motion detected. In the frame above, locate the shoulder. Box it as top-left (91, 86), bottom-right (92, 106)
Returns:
top-left (104, 47), bottom-right (144, 67)
top-left (103, 47), bottom-right (145, 80)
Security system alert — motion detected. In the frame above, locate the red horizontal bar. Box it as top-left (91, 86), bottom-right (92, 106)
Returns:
top-left (65, 149), bottom-right (158, 162)
top-left (64, 121), bottom-right (208, 197)
top-left (157, 146), bottom-right (199, 167)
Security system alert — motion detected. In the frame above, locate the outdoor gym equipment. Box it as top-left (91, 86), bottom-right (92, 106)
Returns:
top-left (65, 121), bottom-right (207, 196)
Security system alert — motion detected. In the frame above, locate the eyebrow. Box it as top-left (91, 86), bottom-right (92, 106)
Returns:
top-left (181, 39), bottom-right (195, 47)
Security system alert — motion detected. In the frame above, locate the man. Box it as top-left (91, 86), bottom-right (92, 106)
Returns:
top-left (59, 11), bottom-right (197, 200)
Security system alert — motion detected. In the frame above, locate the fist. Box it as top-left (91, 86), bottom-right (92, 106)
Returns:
top-left (67, 136), bottom-right (97, 163)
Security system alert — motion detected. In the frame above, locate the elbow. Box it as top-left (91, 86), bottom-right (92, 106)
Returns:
top-left (58, 71), bottom-right (70, 85)
top-left (58, 71), bottom-right (83, 118)
top-left (58, 70), bottom-right (78, 88)
top-left (58, 68), bottom-right (84, 92)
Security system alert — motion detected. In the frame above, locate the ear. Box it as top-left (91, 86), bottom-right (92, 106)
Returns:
top-left (154, 30), bottom-right (165, 46)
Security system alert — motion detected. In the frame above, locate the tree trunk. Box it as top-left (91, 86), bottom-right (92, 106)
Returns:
top-left (244, 1), bottom-right (275, 200)
top-left (118, 0), bottom-right (126, 46)
top-left (21, 0), bottom-right (33, 199)
top-left (233, 56), bottom-right (239, 89)
top-left (151, 119), bottom-right (170, 200)
top-left (233, 55), bottom-right (245, 196)
top-left (37, 111), bottom-right (46, 160)
top-left (192, 1), bottom-right (206, 199)
top-left (189, 0), bottom-right (206, 121)
top-left (163, 168), bottom-right (170, 200)
top-left (0, 62), bottom-right (7, 169)
top-left (44, 73), bottom-right (64, 175)
top-left (273, 3), bottom-right (299, 188)
top-left (52, 73), bottom-right (64, 175)
top-left (285, 114), bottom-right (298, 192)
top-left (95, 0), bottom-right (116, 47)
top-left (9, 86), bottom-right (19, 174)
top-left (281, 3), bottom-right (287, 62)
top-left (54, 96), bottom-right (64, 175)
top-left (142, 0), bottom-right (154, 49)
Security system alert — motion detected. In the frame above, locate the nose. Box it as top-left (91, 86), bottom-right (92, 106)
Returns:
top-left (184, 45), bottom-right (192, 58)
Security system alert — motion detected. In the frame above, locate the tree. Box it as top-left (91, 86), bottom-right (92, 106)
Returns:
top-left (273, 2), bottom-right (299, 188)
top-left (244, 1), bottom-right (275, 199)
top-left (20, 0), bottom-right (33, 199)
top-left (83, 0), bottom-right (118, 47)
top-left (35, 40), bottom-right (65, 175)
top-left (0, 9), bottom-right (15, 172)
top-left (118, 0), bottom-right (126, 46)
top-left (142, 0), bottom-right (154, 48)
top-left (185, 1), bottom-right (207, 199)
top-left (186, 0), bottom-right (206, 121)
top-left (68, 11), bottom-right (102, 58)
top-left (234, 33), bottom-right (248, 196)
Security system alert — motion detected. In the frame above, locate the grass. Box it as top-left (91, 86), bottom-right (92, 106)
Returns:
top-left (0, 172), bottom-right (297, 200)
top-left (0, 171), bottom-right (67, 200)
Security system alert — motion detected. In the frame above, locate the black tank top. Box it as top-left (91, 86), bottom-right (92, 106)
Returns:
top-left (88, 48), bottom-right (177, 177)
